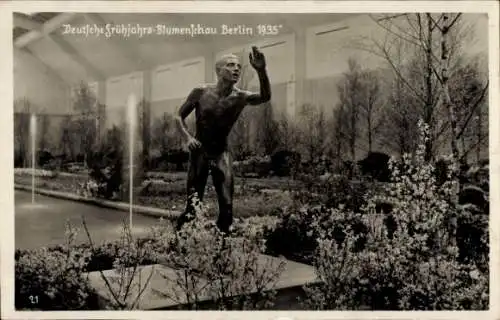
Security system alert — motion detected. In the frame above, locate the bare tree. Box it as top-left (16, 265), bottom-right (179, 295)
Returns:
top-left (139, 99), bottom-right (151, 169)
top-left (448, 56), bottom-right (488, 162)
top-left (71, 82), bottom-right (98, 166)
top-left (297, 103), bottom-right (327, 162)
top-left (255, 102), bottom-right (280, 156)
top-left (38, 113), bottom-right (50, 152)
top-left (14, 98), bottom-right (32, 167)
top-left (276, 114), bottom-right (300, 152)
top-left (317, 107), bottom-right (328, 155)
top-left (336, 58), bottom-right (363, 161)
top-left (352, 13), bottom-right (476, 161)
top-left (229, 112), bottom-right (252, 160)
top-left (379, 70), bottom-right (420, 156)
top-left (439, 13), bottom-right (461, 163)
top-left (329, 102), bottom-right (347, 165)
top-left (58, 115), bottom-right (75, 161)
top-left (359, 70), bottom-right (384, 153)
top-left (151, 112), bottom-right (177, 155)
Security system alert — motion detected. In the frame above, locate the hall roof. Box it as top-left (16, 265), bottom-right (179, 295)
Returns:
top-left (14, 12), bottom-right (364, 85)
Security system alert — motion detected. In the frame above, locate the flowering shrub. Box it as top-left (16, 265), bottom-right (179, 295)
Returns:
top-left (233, 155), bottom-right (272, 178)
top-left (270, 150), bottom-right (301, 177)
top-left (14, 168), bottom-right (57, 178)
top-left (358, 152), bottom-right (391, 182)
top-left (87, 220), bottom-right (168, 310)
top-left (16, 206), bottom-right (286, 310)
top-left (157, 195), bottom-right (286, 310)
top-left (15, 222), bottom-right (96, 310)
top-left (300, 174), bottom-right (373, 211)
top-left (300, 231), bottom-right (364, 309)
top-left (263, 205), bottom-right (318, 264)
top-left (264, 173), bottom-right (374, 264)
top-left (231, 215), bottom-right (281, 239)
top-left (145, 171), bottom-right (185, 182)
top-left (137, 179), bottom-right (186, 197)
top-left (456, 161), bottom-right (489, 269)
top-left (76, 180), bottom-right (101, 198)
top-left (15, 218), bottom-right (172, 310)
top-left (301, 120), bottom-right (489, 310)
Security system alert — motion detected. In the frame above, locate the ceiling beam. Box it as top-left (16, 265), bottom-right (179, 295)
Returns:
top-left (46, 34), bottom-right (106, 81)
top-left (16, 47), bottom-right (72, 89)
top-left (13, 12), bottom-right (42, 30)
top-left (14, 13), bottom-right (105, 81)
top-left (15, 13), bottom-right (78, 48)
top-left (84, 13), bottom-right (150, 71)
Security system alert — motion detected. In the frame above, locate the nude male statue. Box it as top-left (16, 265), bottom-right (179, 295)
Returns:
top-left (175, 46), bottom-right (271, 234)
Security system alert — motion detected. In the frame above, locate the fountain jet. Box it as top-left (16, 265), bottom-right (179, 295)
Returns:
top-left (127, 94), bottom-right (137, 229)
top-left (30, 113), bottom-right (36, 204)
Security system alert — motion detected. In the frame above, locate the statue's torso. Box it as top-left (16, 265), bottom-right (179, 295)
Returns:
top-left (194, 85), bottom-right (247, 155)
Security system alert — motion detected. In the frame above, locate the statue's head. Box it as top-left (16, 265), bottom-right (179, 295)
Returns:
top-left (215, 54), bottom-right (241, 84)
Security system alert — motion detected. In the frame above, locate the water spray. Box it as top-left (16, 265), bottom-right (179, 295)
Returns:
top-left (30, 113), bottom-right (36, 204)
top-left (127, 94), bottom-right (137, 230)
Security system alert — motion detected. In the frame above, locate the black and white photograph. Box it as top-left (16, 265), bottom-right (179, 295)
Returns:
top-left (2, 1), bottom-right (499, 317)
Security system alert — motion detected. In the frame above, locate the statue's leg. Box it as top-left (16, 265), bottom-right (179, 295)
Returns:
top-left (212, 151), bottom-right (234, 234)
top-left (176, 150), bottom-right (209, 231)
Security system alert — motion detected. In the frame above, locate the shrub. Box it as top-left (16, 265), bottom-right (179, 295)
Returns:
top-left (15, 218), bottom-right (172, 310)
top-left (158, 196), bottom-right (286, 310)
top-left (83, 220), bottom-right (170, 310)
top-left (80, 147), bottom-right (123, 199)
top-left (148, 149), bottom-right (189, 172)
top-left (37, 150), bottom-right (54, 167)
top-left (75, 154), bottom-right (85, 163)
top-left (301, 120), bottom-right (489, 310)
top-left (234, 155), bottom-right (271, 178)
top-left (264, 205), bottom-right (369, 265)
top-left (264, 159), bottom-right (376, 264)
top-left (167, 149), bottom-right (190, 171)
top-left (15, 222), bottom-right (96, 310)
top-left (14, 168), bottom-right (57, 178)
top-left (15, 247), bottom-right (97, 310)
top-left (300, 173), bottom-right (372, 211)
top-left (263, 205), bottom-right (318, 264)
top-left (300, 231), bottom-right (364, 309)
top-left (357, 152), bottom-right (391, 182)
top-left (270, 150), bottom-right (301, 177)
top-left (15, 208), bottom-right (287, 311)
top-left (455, 161), bottom-right (489, 268)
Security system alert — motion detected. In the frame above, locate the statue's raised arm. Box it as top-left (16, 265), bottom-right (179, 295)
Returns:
top-left (244, 46), bottom-right (271, 105)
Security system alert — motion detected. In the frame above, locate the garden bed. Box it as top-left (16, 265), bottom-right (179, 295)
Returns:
top-left (14, 170), bottom-right (296, 219)
top-left (14, 148), bottom-right (490, 312)
top-left (15, 213), bottom-right (284, 311)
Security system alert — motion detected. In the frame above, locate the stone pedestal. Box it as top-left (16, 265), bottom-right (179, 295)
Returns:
top-left (85, 254), bottom-right (320, 310)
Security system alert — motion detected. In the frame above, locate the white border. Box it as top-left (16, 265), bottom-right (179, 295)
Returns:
top-left (1, 1), bottom-right (499, 320)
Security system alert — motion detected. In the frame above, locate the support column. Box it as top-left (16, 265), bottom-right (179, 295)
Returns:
top-left (204, 51), bottom-right (216, 83)
top-left (293, 28), bottom-right (307, 119)
top-left (142, 70), bottom-right (152, 169)
top-left (96, 80), bottom-right (107, 145)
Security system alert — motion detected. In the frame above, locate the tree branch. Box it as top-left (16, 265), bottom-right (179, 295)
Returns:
top-left (456, 80), bottom-right (488, 139)
top-left (460, 133), bottom-right (487, 162)
top-left (427, 13), bottom-right (445, 32)
top-left (405, 13), bottom-right (421, 36)
top-left (82, 217), bottom-right (126, 309)
top-left (130, 266), bottom-right (156, 309)
top-left (371, 39), bottom-right (427, 105)
top-left (417, 13), bottom-right (424, 41)
top-left (448, 13), bottom-right (463, 30)
top-left (369, 14), bottom-right (424, 48)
